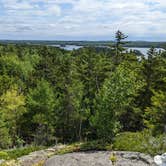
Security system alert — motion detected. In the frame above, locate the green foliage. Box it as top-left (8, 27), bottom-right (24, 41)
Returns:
top-left (0, 86), bottom-right (26, 115)
top-left (0, 146), bottom-right (45, 161)
top-left (27, 79), bottom-right (55, 145)
top-left (55, 141), bottom-right (112, 155)
top-left (27, 79), bottom-right (55, 119)
top-left (0, 118), bottom-right (11, 149)
top-left (91, 62), bottom-right (143, 141)
top-left (80, 140), bottom-right (112, 151)
top-left (0, 151), bottom-right (9, 160)
top-left (6, 146), bottom-right (45, 159)
top-left (0, 85), bottom-right (26, 147)
top-left (145, 91), bottom-right (166, 134)
top-left (0, 53), bottom-right (39, 83)
top-left (54, 143), bottom-right (81, 155)
top-left (113, 131), bottom-right (166, 156)
top-left (109, 153), bottom-right (117, 165)
top-left (0, 160), bottom-right (19, 166)
top-left (0, 36), bottom-right (165, 149)
top-left (114, 30), bottom-right (128, 63)
top-left (33, 160), bottom-right (45, 166)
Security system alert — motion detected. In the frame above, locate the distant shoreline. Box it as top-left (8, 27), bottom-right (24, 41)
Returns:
top-left (0, 40), bottom-right (166, 49)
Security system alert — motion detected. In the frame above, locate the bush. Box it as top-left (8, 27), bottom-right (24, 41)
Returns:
top-left (55, 143), bottom-right (81, 155)
top-left (0, 160), bottom-right (18, 166)
top-left (33, 160), bottom-right (45, 166)
top-left (113, 131), bottom-right (166, 156)
top-left (0, 119), bottom-right (12, 149)
top-left (80, 140), bottom-right (112, 151)
top-left (109, 153), bottom-right (117, 165)
top-left (0, 151), bottom-right (9, 160)
top-left (6, 146), bottom-right (45, 159)
top-left (55, 141), bottom-right (112, 155)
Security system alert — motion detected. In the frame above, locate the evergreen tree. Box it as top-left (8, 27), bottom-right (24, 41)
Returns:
top-left (26, 79), bottom-right (55, 145)
top-left (115, 30), bottom-right (128, 59)
top-left (145, 91), bottom-right (166, 134)
top-left (0, 115), bottom-right (11, 149)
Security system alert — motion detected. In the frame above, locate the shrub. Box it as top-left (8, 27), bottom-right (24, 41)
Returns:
top-left (33, 160), bottom-right (45, 166)
top-left (0, 119), bottom-right (12, 149)
top-left (113, 131), bottom-right (166, 156)
top-left (0, 151), bottom-right (9, 160)
top-left (0, 160), bottom-right (19, 166)
top-left (109, 153), bottom-right (117, 165)
top-left (6, 146), bottom-right (45, 159)
top-left (55, 143), bottom-right (81, 155)
top-left (80, 140), bottom-right (112, 151)
top-left (55, 141), bottom-right (112, 155)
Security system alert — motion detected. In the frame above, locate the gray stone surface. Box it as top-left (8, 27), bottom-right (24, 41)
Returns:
top-left (18, 145), bottom-right (66, 166)
top-left (44, 151), bottom-right (157, 166)
top-left (18, 150), bottom-right (48, 166)
top-left (0, 160), bottom-right (5, 165)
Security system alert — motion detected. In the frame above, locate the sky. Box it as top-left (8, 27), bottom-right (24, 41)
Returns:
top-left (0, 0), bottom-right (166, 41)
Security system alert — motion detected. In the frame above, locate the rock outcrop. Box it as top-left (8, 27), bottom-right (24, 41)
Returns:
top-left (18, 145), bottom-right (66, 166)
top-left (0, 145), bottom-right (157, 166)
top-left (44, 151), bottom-right (156, 166)
top-left (0, 160), bottom-right (5, 165)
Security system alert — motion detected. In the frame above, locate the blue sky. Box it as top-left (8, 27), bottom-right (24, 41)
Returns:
top-left (0, 0), bottom-right (166, 41)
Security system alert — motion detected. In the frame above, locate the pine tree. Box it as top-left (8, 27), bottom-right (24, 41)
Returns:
top-left (0, 115), bottom-right (11, 149)
top-left (115, 30), bottom-right (128, 58)
top-left (145, 91), bottom-right (166, 134)
top-left (26, 79), bottom-right (55, 145)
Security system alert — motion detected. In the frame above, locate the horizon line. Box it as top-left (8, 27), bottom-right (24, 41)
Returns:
top-left (0, 39), bottom-right (166, 42)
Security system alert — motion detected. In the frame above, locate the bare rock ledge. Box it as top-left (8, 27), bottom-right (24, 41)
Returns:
top-left (44, 151), bottom-right (157, 166)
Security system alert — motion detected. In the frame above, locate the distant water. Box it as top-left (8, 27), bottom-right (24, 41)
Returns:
top-left (51, 45), bottom-right (83, 51)
top-left (51, 45), bottom-right (164, 56)
top-left (125, 47), bottom-right (164, 56)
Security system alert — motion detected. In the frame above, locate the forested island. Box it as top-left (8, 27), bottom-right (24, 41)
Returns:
top-left (0, 31), bottom-right (166, 165)
top-left (1, 39), bottom-right (166, 48)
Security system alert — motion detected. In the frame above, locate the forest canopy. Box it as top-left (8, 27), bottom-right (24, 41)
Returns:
top-left (0, 32), bottom-right (166, 149)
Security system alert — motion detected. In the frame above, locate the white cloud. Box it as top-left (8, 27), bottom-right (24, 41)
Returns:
top-left (48, 6), bottom-right (61, 16)
top-left (2, 0), bottom-right (34, 10)
top-left (0, 0), bottom-right (166, 40)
